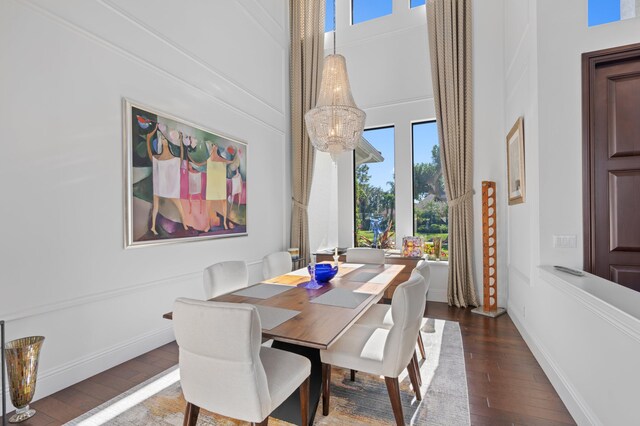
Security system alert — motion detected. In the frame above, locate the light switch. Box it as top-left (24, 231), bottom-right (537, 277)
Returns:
top-left (553, 235), bottom-right (577, 248)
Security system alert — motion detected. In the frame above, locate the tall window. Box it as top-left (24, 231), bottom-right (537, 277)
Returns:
top-left (412, 121), bottom-right (448, 260)
top-left (352, 0), bottom-right (393, 25)
top-left (354, 127), bottom-right (395, 248)
top-left (410, 0), bottom-right (426, 8)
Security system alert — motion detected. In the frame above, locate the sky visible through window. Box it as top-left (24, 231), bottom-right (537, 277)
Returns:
top-left (328, 0), bottom-right (622, 30)
top-left (589, 0), bottom-right (621, 26)
top-left (353, 0), bottom-right (392, 24)
top-left (412, 121), bottom-right (438, 165)
top-left (326, 0), bottom-right (425, 31)
top-left (325, 0), bottom-right (335, 32)
top-left (362, 127), bottom-right (395, 190)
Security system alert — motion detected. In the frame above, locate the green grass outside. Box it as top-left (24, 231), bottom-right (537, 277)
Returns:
top-left (415, 233), bottom-right (448, 242)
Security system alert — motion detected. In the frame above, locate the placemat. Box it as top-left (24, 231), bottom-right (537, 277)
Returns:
top-left (254, 305), bottom-right (300, 330)
top-left (232, 284), bottom-right (292, 299)
top-left (310, 288), bottom-right (370, 309)
top-left (346, 270), bottom-right (381, 282)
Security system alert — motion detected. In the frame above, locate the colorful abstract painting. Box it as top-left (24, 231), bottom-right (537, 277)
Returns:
top-left (124, 100), bottom-right (247, 247)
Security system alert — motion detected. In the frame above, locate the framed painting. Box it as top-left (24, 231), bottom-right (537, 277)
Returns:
top-left (124, 99), bottom-right (247, 247)
top-left (506, 116), bottom-right (525, 205)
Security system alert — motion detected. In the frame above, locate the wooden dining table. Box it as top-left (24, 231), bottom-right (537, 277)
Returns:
top-left (163, 261), bottom-right (405, 425)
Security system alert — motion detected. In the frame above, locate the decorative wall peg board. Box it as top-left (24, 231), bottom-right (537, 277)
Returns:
top-left (472, 181), bottom-right (506, 318)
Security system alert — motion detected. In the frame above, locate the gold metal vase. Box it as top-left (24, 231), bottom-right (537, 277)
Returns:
top-left (4, 336), bottom-right (45, 423)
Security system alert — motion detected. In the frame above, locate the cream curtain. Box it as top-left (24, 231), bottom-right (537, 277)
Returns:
top-left (427, 0), bottom-right (479, 308)
top-left (290, 0), bottom-right (325, 264)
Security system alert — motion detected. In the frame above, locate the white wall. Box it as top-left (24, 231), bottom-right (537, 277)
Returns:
top-left (0, 0), bottom-right (290, 407)
top-left (309, 0), bottom-right (508, 305)
top-left (473, 0), bottom-right (508, 309)
top-left (503, 1), bottom-right (640, 424)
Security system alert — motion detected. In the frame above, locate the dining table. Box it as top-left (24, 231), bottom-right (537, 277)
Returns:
top-left (163, 261), bottom-right (406, 425)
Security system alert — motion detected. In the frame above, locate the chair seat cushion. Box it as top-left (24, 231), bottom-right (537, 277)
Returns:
top-left (320, 324), bottom-right (389, 376)
top-left (260, 346), bottom-right (311, 411)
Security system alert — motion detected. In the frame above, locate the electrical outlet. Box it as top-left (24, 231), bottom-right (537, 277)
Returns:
top-left (553, 235), bottom-right (577, 248)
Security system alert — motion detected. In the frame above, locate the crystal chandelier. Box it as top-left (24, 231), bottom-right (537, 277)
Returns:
top-left (305, 0), bottom-right (366, 162)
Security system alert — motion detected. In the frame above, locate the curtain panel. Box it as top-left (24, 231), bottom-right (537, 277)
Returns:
top-left (290, 0), bottom-right (325, 264)
top-left (427, 0), bottom-right (479, 308)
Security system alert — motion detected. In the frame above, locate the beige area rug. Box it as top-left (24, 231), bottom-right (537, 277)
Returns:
top-left (66, 319), bottom-right (470, 425)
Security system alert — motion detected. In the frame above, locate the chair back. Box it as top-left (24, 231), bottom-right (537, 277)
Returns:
top-left (415, 260), bottom-right (431, 296)
top-left (346, 248), bottom-right (385, 265)
top-left (203, 260), bottom-right (248, 299)
top-left (173, 298), bottom-right (270, 422)
top-left (262, 251), bottom-right (292, 279)
top-left (382, 270), bottom-right (427, 377)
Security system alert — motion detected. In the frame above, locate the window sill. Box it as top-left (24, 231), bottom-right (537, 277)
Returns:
top-left (425, 259), bottom-right (449, 267)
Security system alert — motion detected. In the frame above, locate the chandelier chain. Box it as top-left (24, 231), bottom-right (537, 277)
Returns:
top-left (333, 0), bottom-right (336, 54)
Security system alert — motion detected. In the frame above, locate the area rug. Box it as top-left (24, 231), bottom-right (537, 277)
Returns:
top-left (66, 319), bottom-right (470, 426)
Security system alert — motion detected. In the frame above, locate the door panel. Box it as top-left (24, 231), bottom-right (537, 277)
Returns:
top-left (608, 171), bottom-right (640, 252)
top-left (610, 265), bottom-right (640, 291)
top-left (584, 44), bottom-right (640, 292)
top-left (607, 74), bottom-right (640, 157)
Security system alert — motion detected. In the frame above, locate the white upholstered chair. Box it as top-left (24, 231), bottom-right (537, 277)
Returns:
top-left (173, 298), bottom-right (311, 426)
top-left (345, 247), bottom-right (386, 265)
top-left (203, 260), bottom-right (248, 299)
top-left (262, 251), bottom-right (292, 280)
top-left (356, 260), bottom-right (431, 359)
top-left (320, 271), bottom-right (427, 426)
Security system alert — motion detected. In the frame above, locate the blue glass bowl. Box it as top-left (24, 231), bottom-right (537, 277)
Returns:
top-left (308, 263), bottom-right (339, 283)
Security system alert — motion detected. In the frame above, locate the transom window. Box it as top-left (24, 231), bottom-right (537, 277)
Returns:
top-left (588, 0), bottom-right (640, 26)
top-left (352, 0), bottom-right (393, 25)
top-left (325, 0), bottom-right (335, 32)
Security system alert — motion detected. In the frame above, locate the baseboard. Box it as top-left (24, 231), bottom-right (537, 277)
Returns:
top-left (4, 325), bottom-right (175, 412)
top-left (507, 303), bottom-right (602, 426)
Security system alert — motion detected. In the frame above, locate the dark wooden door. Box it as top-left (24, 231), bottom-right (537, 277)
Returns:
top-left (583, 44), bottom-right (640, 292)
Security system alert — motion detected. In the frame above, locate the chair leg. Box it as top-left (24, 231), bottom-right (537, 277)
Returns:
top-left (183, 402), bottom-right (200, 426)
top-left (384, 377), bottom-right (405, 426)
top-left (299, 376), bottom-right (309, 426)
top-left (322, 363), bottom-right (331, 416)
top-left (417, 332), bottom-right (426, 360)
top-left (350, 369), bottom-right (356, 381)
top-left (251, 418), bottom-right (269, 426)
top-left (407, 357), bottom-right (422, 401)
top-left (412, 350), bottom-right (422, 387)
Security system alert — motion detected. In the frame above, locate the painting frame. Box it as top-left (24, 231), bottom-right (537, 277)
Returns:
top-left (506, 116), bottom-right (526, 206)
top-left (123, 98), bottom-right (248, 248)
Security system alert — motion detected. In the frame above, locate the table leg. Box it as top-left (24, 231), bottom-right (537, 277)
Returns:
top-left (269, 341), bottom-right (321, 426)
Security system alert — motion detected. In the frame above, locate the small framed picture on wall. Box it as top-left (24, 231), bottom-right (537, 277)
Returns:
top-left (506, 116), bottom-right (525, 205)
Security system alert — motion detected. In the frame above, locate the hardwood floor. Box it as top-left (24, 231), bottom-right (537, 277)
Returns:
top-left (1, 302), bottom-right (575, 425)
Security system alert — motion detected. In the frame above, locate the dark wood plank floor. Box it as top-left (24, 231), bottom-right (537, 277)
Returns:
top-left (2, 302), bottom-right (575, 425)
